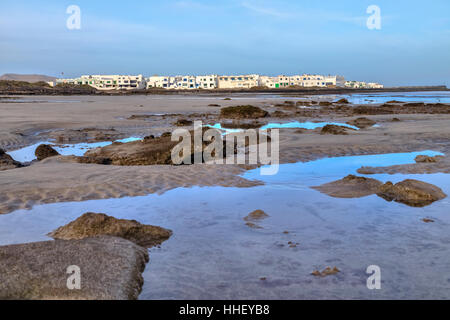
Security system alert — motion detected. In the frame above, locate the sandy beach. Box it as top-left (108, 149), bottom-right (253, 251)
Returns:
top-left (1, 93), bottom-right (450, 299)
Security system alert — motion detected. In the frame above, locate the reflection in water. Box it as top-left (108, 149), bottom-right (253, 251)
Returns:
top-left (0, 151), bottom-right (448, 299)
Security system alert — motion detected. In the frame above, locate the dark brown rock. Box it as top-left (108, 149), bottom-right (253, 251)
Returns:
top-left (244, 209), bottom-right (269, 221)
top-left (312, 175), bottom-right (383, 198)
top-left (35, 144), bottom-right (59, 161)
top-left (220, 105), bottom-right (268, 119)
top-left (320, 124), bottom-right (350, 135)
top-left (414, 155), bottom-right (444, 163)
top-left (0, 148), bottom-right (22, 171)
top-left (175, 119), bottom-right (193, 127)
top-left (346, 117), bottom-right (376, 129)
top-left (376, 179), bottom-right (447, 207)
top-left (48, 212), bottom-right (172, 248)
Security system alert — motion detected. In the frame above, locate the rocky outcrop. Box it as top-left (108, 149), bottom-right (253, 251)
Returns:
top-left (0, 236), bottom-right (148, 300)
top-left (415, 155), bottom-right (444, 163)
top-left (84, 128), bottom-right (235, 165)
top-left (0, 148), bottom-right (22, 171)
top-left (48, 212), bottom-right (172, 248)
top-left (346, 117), bottom-right (376, 129)
top-left (35, 144), bottom-right (59, 161)
top-left (336, 98), bottom-right (349, 104)
top-left (312, 175), bottom-right (383, 198)
top-left (221, 121), bottom-right (264, 129)
top-left (376, 179), bottom-right (447, 207)
top-left (220, 105), bottom-right (268, 119)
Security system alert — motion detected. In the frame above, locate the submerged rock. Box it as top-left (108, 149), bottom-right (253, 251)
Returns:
top-left (346, 117), bottom-right (376, 129)
top-left (311, 267), bottom-right (340, 277)
top-left (336, 98), bottom-right (349, 104)
top-left (0, 148), bottom-right (22, 171)
top-left (244, 209), bottom-right (270, 221)
top-left (35, 144), bottom-right (59, 161)
top-left (312, 175), bottom-right (383, 198)
top-left (415, 155), bottom-right (444, 163)
top-left (0, 236), bottom-right (148, 300)
top-left (377, 179), bottom-right (447, 207)
top-left (220, 105), bottom-right (268, 119)
top-left (48, 212), bottom-right (172, 248)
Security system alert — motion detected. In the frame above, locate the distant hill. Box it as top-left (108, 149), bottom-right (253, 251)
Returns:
top-left (0, 73), bottom-right (57, 83)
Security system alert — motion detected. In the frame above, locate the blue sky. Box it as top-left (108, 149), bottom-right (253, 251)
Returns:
top-left (0, 0), bottom-right (449, 86)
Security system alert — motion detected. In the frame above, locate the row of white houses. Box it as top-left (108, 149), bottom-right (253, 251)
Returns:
top-left (49, 74), bottom-right (383, 90)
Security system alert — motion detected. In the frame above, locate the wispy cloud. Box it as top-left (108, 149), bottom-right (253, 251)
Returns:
top-left (241, 1), bottom-right (291, 18)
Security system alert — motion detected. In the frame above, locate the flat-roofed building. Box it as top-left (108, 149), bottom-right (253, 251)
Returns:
top-left (218, 74), bottom-right (259, 89)
top-left (196, 75), bottom-right (218, 89)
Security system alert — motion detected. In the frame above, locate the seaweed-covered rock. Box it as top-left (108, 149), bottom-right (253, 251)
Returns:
top-left (48, 212), bottom-right (172, 248)
top-left (35, 144), bottom-right (59, 161)
top-left (220, 105), bottom-right (268, 119)
top-left (376, 179), bottom-right (447, 207)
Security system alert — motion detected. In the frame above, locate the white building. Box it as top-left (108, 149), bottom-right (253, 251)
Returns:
top-left (218, 74), bottom-right (260, 89)
top-left (196, 75), bottom-right (218, 89)
top-left (52, 75), bottom-right (145, 90)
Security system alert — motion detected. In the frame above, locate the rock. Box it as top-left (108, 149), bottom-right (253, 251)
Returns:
top-left (35, 144), bottom-right (59, 161)
top-left (422, 218), bottom-right (435, 223)
top-left (336, 98), bottom-right (349, 104)
top-left (346, 117), bottom-right (376, 129)
top-left (0, 236), bottom-right (148, 300)
top-left (208, 104), bottom-right (221, 107)
top-left (312, 175), bottom-right (383, 198)
top-left (0, 148), bottom-right (22, 171)
top-left (84, 127), bottom-right (234, 165)
top-left (320, 124), bottom-right (350, 135)
top-left (392, 117), bottom-right (401, 122)
top-left (415, 155), bottom-right (444, 163)
top-left (319, 101), bottom-right (333, 106)
top-left (376, 179), bottom-right (447, 207)
top-left (75, 156), bottom-right (112, 165)
top-left (220, 105), bottom-right (268, 119)
top-left (311, 267), bottom-right (340, 277)
top-left (48, 212), bottom-right (172, 248)
top-left (244, 209), bottom-right (269, 221)
top-left (175, 119), bottom-right (193, 127)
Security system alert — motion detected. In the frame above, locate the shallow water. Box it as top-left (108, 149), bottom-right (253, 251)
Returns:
top-left (6, 137), bottom-right (142, 162)
top-left (207, 121), bottom-right (360, 134)
top-left (0, 150), bottom-right (448, 299)
top-left (337, 91), bottom-right (450, 105)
